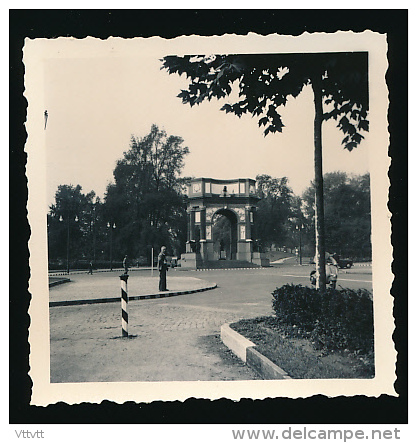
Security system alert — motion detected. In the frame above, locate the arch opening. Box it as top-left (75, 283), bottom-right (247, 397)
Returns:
top-left (212, 209), bottom-right (238, 260)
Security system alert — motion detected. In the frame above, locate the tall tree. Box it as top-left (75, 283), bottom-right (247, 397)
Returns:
top-left (104, 124), bottom-right (189, 258)
top-left (162, 52), bottom-right (368, 289)
top-left (48, 184), bottom-right (96, 266)
top-left (302, 172), bottom-right (371, 259)
top-left (255, 174), bottom-right (295, 250)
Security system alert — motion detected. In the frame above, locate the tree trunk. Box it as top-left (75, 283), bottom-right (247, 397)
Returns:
top-left (312, 77), bottom-right (327, 291)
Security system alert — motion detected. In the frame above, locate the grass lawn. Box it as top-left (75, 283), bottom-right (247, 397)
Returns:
top-left (230, 316), bottom-right (374, 379)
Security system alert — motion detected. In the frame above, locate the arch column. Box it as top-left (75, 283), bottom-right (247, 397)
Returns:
top-left (199, 207), bottom-right (206, 240)
top-left (203, 210), bottom-right (214, 262)
top-left (198, 207), bottom-right (209, 261)
top-left (246, 205), bottom-right (257, 242)
top-left (186, 209), bottom-right (195, 253)
top-left (236, 206), bottom-right (254, 261)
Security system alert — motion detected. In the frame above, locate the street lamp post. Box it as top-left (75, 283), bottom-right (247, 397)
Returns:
top-left (60, 214), bottom-right (78, 274)
top-left (296, 223), bottom-right (304, 266)
top-left (107, 222), bottom-right (116, 270)
top-left (91, 203), bottom-right (96, 263)
top-left (66, 216), bottom-right (70, 273)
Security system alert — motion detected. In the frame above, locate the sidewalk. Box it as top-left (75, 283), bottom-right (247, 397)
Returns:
top-left (49, 272), bottom-right (217, 306)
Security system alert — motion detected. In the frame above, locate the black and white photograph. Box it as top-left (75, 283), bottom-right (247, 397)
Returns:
top-left (23, 30), bottom-right (395, 406)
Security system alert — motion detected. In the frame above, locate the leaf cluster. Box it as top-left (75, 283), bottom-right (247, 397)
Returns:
top-left (162, 52), bottom-right (369, 150)
top-left (254, 174), bottom-right (296, 249)
top-left (48, 125), bottom-right (190, 263)
top-left (302, 172), bottom-right (371, 258)
top-left (104, 124), bottom-right (189, 256)
top-left (48, 184), bottom-right (99, 261)
top-left (271, 284), bottom-right (374, 354)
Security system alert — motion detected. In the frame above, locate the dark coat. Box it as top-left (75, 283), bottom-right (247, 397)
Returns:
top-left (158, 252), bottom-right (168, 272)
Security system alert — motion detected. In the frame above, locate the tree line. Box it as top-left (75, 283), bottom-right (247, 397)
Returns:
top-left (47, 126), bottom-right (371, 270)
top-left (48, 125), bottom-right (189, 270)
top-left (253, 171), bottom-right (371, 260)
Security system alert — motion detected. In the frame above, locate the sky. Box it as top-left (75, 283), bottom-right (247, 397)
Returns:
top-left (44, 46), bottom-right (370, 209)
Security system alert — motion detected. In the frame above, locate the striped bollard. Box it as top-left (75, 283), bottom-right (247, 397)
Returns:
top-left (119, 274), bottom-right (129, 337)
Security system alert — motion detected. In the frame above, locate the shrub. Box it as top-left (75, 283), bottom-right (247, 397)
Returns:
top-left (272, 284), bottom-right (322, 332)
top-left (271, 284), bottom-right (373, 354)
top-left (48, 259), bottom-right (124, 271)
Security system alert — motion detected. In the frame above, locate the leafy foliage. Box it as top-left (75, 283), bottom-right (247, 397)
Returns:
top-left (302, 172), bottom-right (371, 258)
top-left (254, 174), bottom-right (296, 250)
top-left (231, 316), bottom-right (374, 379)
top-left (104, 124), bottom-right (189, 257)
top-left (48, 185), bottom-right (97, 262)
top-left (271, 284), bottom-right (374, 354)
top-left (162, 52), bottom-right (368, 150)
top-left (47, 125), bottom-right (190, 267)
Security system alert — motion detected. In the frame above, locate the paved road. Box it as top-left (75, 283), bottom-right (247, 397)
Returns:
top-left (49, 264), bottom-right (372, 383)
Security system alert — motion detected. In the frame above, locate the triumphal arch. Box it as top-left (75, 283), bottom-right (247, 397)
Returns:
top-left (180, 177), bottom-right (269, 269)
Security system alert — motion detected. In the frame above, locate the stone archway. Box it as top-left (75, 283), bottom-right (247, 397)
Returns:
top-left (179, 178), bottom-right (269, 269)
top-left (212, 208), bottom-right (238, 260)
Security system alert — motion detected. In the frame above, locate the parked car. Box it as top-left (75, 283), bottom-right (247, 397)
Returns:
top-left (335, 257), bottom-right (353, 269)
top-left (309, 253), bottom-right (353, 269)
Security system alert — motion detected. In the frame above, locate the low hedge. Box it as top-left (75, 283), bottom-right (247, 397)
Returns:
top-left (48, 260), bottom-right (124, 271)
top-left (271, 284), bottom-right (373, 354)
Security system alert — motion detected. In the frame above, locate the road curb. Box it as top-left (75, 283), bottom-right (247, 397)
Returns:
top-left (48, 278), bottom-right (71, 288)
top-left (195, 267), bottom-right (264, 271)
top-left (49, 283), bottom-right (217, 307)
top-left (220, 323), bottom-right (255, 362)
top-left (246, 347), bottom-right (292, 380)
top-left (221, 323), bottom-right (292, 380)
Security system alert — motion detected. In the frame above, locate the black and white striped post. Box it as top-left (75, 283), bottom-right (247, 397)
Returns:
top-left (119, 274), bottom-right (129, 337)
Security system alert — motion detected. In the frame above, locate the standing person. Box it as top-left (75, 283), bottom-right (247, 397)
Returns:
top-left (88, 260), bottom-right (93, 275)
top-left (123, 255), bottom-right (129, 275)
top-left (158, 246), bottom-right (169, 291)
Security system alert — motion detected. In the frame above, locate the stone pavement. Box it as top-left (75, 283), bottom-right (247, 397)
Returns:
top-left (49, 266), bottom-right (372, 383)
top-left (49, 269), bottom-right (278, 383)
